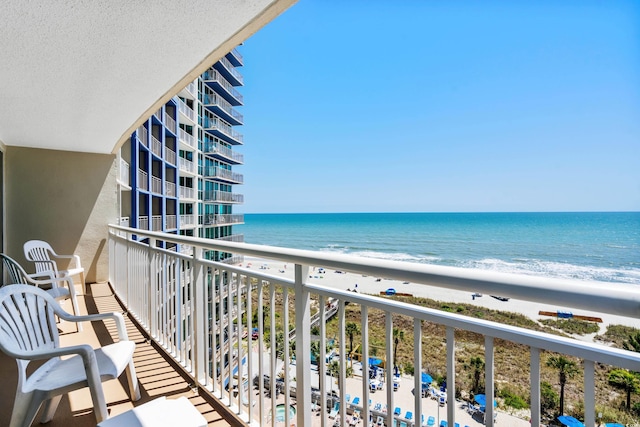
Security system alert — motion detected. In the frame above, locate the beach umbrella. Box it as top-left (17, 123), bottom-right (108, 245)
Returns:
top-left (557, 415), bottom-right (585, 427)
top-left (473, 394), bottom-right (496, 407)
top-left (421, 372), bottom-right (433, 384)
top-left (605, 423), bottom-right (624, 427)
top-left (368, 357), bottom-right (382, 366)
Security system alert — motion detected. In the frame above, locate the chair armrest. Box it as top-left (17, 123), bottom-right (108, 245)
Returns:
top-left (56, 310), bottom-right (129, 341)
top-left (51, 253), bottom-right (82, 269)
top-left (2, 342), bottom-right (95, 362)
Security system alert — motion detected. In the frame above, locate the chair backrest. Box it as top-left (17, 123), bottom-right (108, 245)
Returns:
top-left (1, 253), bottom-right (33, 287)
top-left (0, 285), bottom-right (60, 370)
top-left (24, 240), bottom-right (59, 276)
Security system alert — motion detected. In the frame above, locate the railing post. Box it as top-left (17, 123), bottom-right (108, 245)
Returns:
top-left (414, 318), bottom-right (422, 427)
top-left (485, 336), bottom-right (495, 427)
top-left (385, 312), bottom-right (394, 427)
top-left (193, 246), bottom-right (206, 384)
top-left (148, 237), bottom-right (157, 337)
top-left (294, 263), bottom-right (311, 427)
top-left (584, 360), bottom-right (595, 427)
top-left (446, 326), bottom-right (456, 426)
top-left (530, 348), bottom-right (541, 427)
top-left (338, 299), bottom-right (347, 427)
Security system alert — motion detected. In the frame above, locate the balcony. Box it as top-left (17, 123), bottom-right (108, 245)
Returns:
top-left (118, 158), bottom-right (130, 187)
top-left (166, 214), bottom-right (177, 229)
top-left (166, 181), bottom-right (176, 197)
top-left (203, 116), bottom-right (243, 146)
top-left (179, 157), bottom-right (196, 174)
top-left (180, 185), bottom-right (196, 200)
top-left (0, 279), bottom-right (233, 427)
top-left (202, 166), bottom-right (244, 184)
top-left (213, 56), bottom-right (243, 86)
top-left (180, 213), bottom-right (197, 227)
top-left (202, 92), bottom-right (243, 125)
top-left (106, 226), bottom-right (640, 427)
top-left (165, 114), bottom-right (177, 135)
top-left (202, 69), bottom-right (244, 106)
top-left (203, 190), bottom-right (244, 204)
top-left (203, 140), bottom-right (244, 165)
top-left (137, 125), bottom-right (148, 148)
top-left (151, 135), bottom-right (162, 157)
top-left (179, 128), bottom-right (196, 149)
top-left (166, 147), bottom-right (177, 165)
top-left (227, 48), bottom-right (244, 67)
top-left (151, 176), bottom-right (162, 194)
top-left (178, 99), bottom-right (197, 124)
top-left (137, 169), bottom-right (148, 191)
top-left (201, 214), bottom-right (245, 226)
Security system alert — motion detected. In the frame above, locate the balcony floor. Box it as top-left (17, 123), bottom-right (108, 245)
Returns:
top-left (0, 282), bottom-right (234, 427)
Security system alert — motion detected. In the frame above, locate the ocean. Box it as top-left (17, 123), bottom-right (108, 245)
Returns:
top-left (240, 212), bottom-right (640, 285)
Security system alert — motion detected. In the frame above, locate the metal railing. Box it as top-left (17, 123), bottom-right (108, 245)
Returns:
top-left (108, 226), bottom-right (640, 427)
top-left (202, 91), bottom-right (244, 124)
top-left (203, 190), bottom-right (244, 204)
top-left (153, 109), bottom-right (163, 122)
top-left (179, 157), bottom-right (195, 173)
top-left (166, 147), bottom-right (176, 165)
top-left (151, 135), bottom-right (162, 157)
top-left (179, 186), bottom-right (195, 199)
top-left (202, 68), bottom-right (244, 104)
top-left (179, 128), bottom-right (196, 148)
top-left (166, 181), bottom-right (176, 197)
top-left (203, 139), bottom-right (244, 164)
top-left (151, 176), bottom-right (162, 194)
top-left (137, 126), bottom-right (148, 147)
top-left (217, 56), bottom-right (244, 84)
top-left (178, 99), bottom-right (196, 123)
top-left (137, 169), bottom-right (148, 191)
top-left (200, 214), bottom-right (244, 226)
top-left (166, 214), bottom-right (177, 230)
top-left (203, 115), bottom-right (244, 145)
top-left (151, 215), bottom-right (162, 231)
top-left (137, 216), bottom-right (148, 230)
top-left (180, 214), bottom-right (196, 226)
top-left (201, 166), bottom-right (244, 184)
top-left (165, 114), bottom-right (177, 134)
top-left (119, 158), bottom-right (130, 186)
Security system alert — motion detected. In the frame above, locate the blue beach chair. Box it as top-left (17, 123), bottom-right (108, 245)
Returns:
top-left (394, 407), bottom-right (401, 416)
top-left (427, 415), bottom-right (435, 426)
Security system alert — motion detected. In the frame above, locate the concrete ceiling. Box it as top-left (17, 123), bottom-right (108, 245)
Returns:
top-left (0, 0), bottom-right (294, 154)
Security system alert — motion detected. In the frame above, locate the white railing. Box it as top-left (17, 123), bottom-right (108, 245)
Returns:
top-left (151, 176), bottom-right (162, 194)
top-left (203, 115), bottom-right (244, 145)
top-left (108, 226), bottom-right (640, 427)
top-left (137, 169), bottom-right (148, 191)
top-left (137, 216), bottom-right (148, 230)
top-left (179, 157), bottom-right (195, 173)
top-left (203, 91), bottom-right (244, 124)
top-left (119, 217), bottom-right (129, 227)
top-left (119, 158), bottom-right (130, 186)
top-left (217, 56), bottom-right (244, 84)
top-left (151, 135), bottom-right (162, 157)
top-left (154, 109), bottom-right (163, 122)
top-left (151, 215), bottom-right (162, 231)
top-left (202, 68), bottom-right (244, 104)
top-left (166, 215), bottom-right (177, 229)
top-left (137, 125), bottom-right (148, 147)
top-left (202, 166), bottom-right (243, 184)
top-left (180, 214), bottom-right (196, 226)
top-left (178, 99), bottom-right (196, 123)
top-left (203, 139), bottom-right (244, 164)
top-left (165, 115), bottom-right (177, 134)
top-left (180, 186), bottom-right (195, 199)
top-left (203, 190), bottom-right (244, 203)
top-left (179, 128), bottom-right (196, 148)
top-left (200, 214), bottom-right (244, 226)
top-left (166, 147), bottom-right (177, 165)
top-left (166, 181), bottom-right (176, 197)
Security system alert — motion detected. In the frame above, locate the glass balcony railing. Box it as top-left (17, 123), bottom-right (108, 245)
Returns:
top-left (202, 139), bottom-right (244, 164)
top-left (108, 226), bottom-right (640, 427)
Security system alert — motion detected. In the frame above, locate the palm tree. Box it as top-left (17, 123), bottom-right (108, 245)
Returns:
top-left (608, 369), bottom-right (640, 409)
top-left (328, 360), bottom-right (353, 389)
top-left (470, 356), bottom-right (485, 394)
top-left (345, 322), bottom-right (360, 355)
top-left (546, 355), bottom-right (578, 416)
top-left (393, 328), bottom-right (405, 371)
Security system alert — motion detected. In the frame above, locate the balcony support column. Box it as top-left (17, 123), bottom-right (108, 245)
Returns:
top-left (294, 263), bottom-right (311, 427)
top-left (361, 306), bottom-right (370, 427)
top-left (446, 326), bottom-right (456, 425)
top-left (385, 312), bottom-right (394, 427)
top-left (148, 237), bottom-right (157, 338)
top-left (584, 360), bottom-right (595, 427)
top-left (319, 296), bottom-right (328, 427)
top-left (338, 299), bottom-right (346, 427)
top-left (485, 336), bottom-right (495, 427)
top-left (530, 347), bottom-right (541, 427)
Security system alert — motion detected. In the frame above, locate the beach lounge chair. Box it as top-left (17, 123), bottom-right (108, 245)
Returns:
top-left (427, 416), bottom-right (435, 426)
top-left (374, 402), bottom-right (382, 412)
top-left (346, 394), bottom-right (351, 403)
top-left (405, 411), bottom-right (413, 421)
top-left (352, 397), bottom-right (361, 406)
top-left (440, 421), bottom-right (448, 427)
top-left (376, 415), bottom-right (385, 426)
top-left (329, 402), bottom-right (340, 419)
top-left (455, 423), bottom-right (460, 427)
top-left (394, 407), bottom-right (401, 416)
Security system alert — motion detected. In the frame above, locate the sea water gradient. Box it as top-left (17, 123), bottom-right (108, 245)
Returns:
top-left (240, 212), bottom-right (640, 285)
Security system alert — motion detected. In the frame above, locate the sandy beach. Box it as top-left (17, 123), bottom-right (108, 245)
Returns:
top-left (243, 257), bottom-right (640, 332)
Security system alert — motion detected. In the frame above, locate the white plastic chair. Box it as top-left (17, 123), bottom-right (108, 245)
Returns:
top-left (1, 253), bottom-right (82, 331)
top-left (23, 239), bottom-right (86, 294)
top-left (0, 284), bottom-right (140, 427)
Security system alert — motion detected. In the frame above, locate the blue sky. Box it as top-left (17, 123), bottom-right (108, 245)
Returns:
top-left (238, 1), bottom-right (639, 213)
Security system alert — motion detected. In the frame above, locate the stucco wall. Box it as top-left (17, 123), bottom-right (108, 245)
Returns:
top-left (5, 147), bottom-right (117, 283)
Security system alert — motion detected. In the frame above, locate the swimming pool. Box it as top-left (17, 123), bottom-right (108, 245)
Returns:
top-left (273, 404), bottom-right (296, 423)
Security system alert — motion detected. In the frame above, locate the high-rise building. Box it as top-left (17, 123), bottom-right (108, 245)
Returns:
top-left (118, 48), bottom-right (245, 262)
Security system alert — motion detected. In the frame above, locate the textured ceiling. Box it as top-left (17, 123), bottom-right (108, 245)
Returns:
top-left (0, 0), bottom-right (294, 154)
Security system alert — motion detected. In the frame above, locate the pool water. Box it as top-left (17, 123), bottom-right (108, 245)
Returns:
top-left (274, 404), bottom-right (296, 422)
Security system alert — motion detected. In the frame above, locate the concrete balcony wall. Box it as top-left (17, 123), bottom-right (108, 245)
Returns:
top-left (6, 147), bottom-right (117, 282)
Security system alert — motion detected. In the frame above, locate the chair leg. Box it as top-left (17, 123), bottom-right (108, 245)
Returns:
top-left (126, 360), bottom-right (141, 401)
top-left (66, 278), bottom-right (83, 332)
top-left (10, 391), bottom-right (42, 427)
top-left (79, 271), bottom-right (86, 295)
top-left (39, 395), bottom-right (63, 423)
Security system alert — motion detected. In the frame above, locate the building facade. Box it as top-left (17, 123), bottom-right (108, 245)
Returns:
top-left (118, 48), bottom-right (245, 263)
